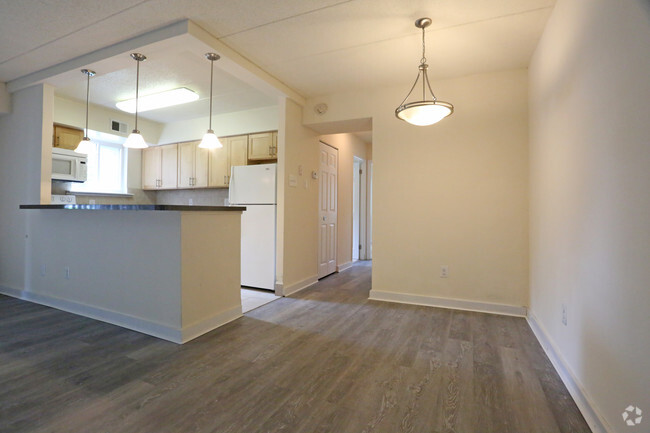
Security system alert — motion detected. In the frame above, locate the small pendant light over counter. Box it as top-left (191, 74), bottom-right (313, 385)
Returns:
top-left (199, 52), bottom-right (223, 149)
top-left (395, 18), bottom-right (453, 126)
top-left (123, 53), bottom-right (148, 149)
top-left (75, 68), bottom-right (96, 154)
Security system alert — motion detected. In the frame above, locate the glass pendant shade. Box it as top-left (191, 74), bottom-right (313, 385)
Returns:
top-left (395, 18), bottom-right (453, 126)
top-left (124, 53), bottom-right (148, 149)
top-left (396, 101), bottom-right (453, 126)
top-left (199, 130), bottom-right (223, 149)
top-left (75, 137), bottom-right (95, 154)
top-left (124, 131), bottom-right (147, 149)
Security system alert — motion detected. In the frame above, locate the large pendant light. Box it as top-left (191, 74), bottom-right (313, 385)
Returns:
top-left (198, 53), bottom-right (223, 149)
top-left (75, 68), bottom-right (96, 154)
top-left (123, 53), bottom-right (148, 149)
top-left (395, 18), bottom-right (453, 126)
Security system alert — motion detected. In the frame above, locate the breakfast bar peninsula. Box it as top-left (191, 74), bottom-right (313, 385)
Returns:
top-left (18, 204), bottom-right (245, 343)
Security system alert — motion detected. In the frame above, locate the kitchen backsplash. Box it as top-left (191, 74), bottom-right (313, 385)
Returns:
top-left (155, 188), bottom-right (230, 206)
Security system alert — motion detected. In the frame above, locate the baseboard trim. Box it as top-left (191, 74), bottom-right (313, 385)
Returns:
top-left (336, 261), bottom-right (353, 272)
top-left (181, 305), bottom-right (242, 343)
top-left (527, 312), bottom-right (610, 433)
top-left (368, 290), bottom-right (527, 317)
top-left (0, 285), bottom-right (183, 344)
top-left (282, 275), bottom-right (318, 296)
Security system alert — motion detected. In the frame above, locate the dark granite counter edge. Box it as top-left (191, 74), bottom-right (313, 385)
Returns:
top-left (20, 204), bottom-right (246, 211)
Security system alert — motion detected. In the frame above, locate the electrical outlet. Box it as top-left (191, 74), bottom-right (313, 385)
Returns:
top-left (189, 198), bottom-right (193, 206)
top-left (440, 265), bottom-right (449, 278)
top-left (64, 267), bottom-right (70, 280)
top-left (89, 199), bottom-right (96, 205)
top-left (562, 304), bottom-right (568, 326)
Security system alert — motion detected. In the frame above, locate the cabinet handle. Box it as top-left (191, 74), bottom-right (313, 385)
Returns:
top-left (224, 175), bottom-right (227, 185)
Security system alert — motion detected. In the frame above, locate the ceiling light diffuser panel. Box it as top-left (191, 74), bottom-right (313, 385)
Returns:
top-left (116, 87), bottom-right (199, 113)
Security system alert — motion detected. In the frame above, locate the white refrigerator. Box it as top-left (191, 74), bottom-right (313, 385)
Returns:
top-left (229, 163), bottom-right (277, 291)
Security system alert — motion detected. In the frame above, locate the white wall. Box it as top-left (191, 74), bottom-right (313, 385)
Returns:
top-left (305, 69), bottom-right (530, 312)
top-left (0, 84), bottom-right (53, 292)
top-left (0, 82), bottom-right (10, 113)
top-left (529, 0), bottom-right (650, 431)
top-left (158, 105), bottom-right (278, 144)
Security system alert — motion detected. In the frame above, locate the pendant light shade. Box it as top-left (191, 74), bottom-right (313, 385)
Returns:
top-left (395, 18), bottom-right (453, 126)
top-left (123, 53), bottom-right (148, 149)
top-left (199, 53), bottom-right (223, 149)
top-left (75, 69), bottom-right (96, 154)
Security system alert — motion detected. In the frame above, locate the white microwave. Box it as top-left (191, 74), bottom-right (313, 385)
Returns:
top-left (51, 147), bottom-right (87, 182)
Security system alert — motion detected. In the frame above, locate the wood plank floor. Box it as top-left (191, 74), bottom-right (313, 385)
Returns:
top-left (0, 262), bottom-right (591, 433)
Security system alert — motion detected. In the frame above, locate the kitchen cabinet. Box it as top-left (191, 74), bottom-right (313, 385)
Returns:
top-left (209, 135), bottom-right (249, 187)
top-left (142, 144), bottom-right (178, 189)
top-left (247, 131), bottom-right (277, 161)
top-left (53, 124), bottom-right (83, 150)
top-left (178, 141), bottom-right (209, 188)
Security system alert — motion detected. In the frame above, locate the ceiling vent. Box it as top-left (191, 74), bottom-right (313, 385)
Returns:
top-left (110, 119), bottom-right (128, 135)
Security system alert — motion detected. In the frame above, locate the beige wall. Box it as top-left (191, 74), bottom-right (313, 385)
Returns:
top-left (529, 0), bottom-right (650, 431)
top-left (305, 69), bottom-right (530, 309)
top-left (277, 98), bottom-right (320, 293)
top-left (319, 133), bottom-right (369, 268)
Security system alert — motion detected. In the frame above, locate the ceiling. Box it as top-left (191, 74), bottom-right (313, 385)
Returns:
top-left (0, 0), bottom-right (556, 125)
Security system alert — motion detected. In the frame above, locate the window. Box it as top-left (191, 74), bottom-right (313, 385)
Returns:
top-left (71, 131), bottom-right (128, 195)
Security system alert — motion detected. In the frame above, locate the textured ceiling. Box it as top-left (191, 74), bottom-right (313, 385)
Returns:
top-left (0, 0), bottom-right (555, 123)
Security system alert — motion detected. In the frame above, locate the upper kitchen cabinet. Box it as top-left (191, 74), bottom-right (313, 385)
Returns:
top-left (209, 135), bottom-right (249, 188)
top-left (248, 131), bottom-right (277, 161)
top-left (53, 124), bottom-right (83, 150)
top-left (178, 141), bottom-right (209, 188)
top-left (142, 144), bottom-right (178, 190)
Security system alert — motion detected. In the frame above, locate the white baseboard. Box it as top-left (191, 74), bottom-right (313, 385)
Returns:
top-left (282, 275), bottom-right (318, 296)
top-left (527, 312), bottom-right (610, 433)
top-left (368, 289), bottom-right (527, 317)
top-left (181, 305), bottom-right (242, 343)
top-left (336, 261), bottom-right (353, 272)
top-left (0, 285), bottom-right (184, 343)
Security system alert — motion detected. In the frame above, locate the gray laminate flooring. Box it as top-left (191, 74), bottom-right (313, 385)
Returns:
top-left (0, 262), bottom-right (591, 433)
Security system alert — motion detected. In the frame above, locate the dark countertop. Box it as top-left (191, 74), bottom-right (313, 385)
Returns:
top-left (20, 204), bottom-right (246, 211)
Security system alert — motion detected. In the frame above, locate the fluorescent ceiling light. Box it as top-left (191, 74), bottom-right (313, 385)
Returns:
top-left (116, 87), bottom-right (199, 113)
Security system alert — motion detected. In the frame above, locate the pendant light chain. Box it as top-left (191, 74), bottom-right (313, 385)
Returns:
top-left (134, 58), bottom-right (140, 132)
top-left (421, 25), bottom-right (427, 66)
top-left (208, 57), bottom-right (214, 132)
top-left (84, 71), bottom-right (90, 139)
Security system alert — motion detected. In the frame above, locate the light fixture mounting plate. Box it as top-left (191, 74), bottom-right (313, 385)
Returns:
top-left (81, 69), bottom-right (96, 77)
top-left (415, 17), bottom-right (432, 29)
top-left (130, 53), bottom-right (146, 62)
top-left (205, 53), bottom-right (220, 61)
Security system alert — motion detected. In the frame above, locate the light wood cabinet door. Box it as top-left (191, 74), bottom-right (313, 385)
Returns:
top-left (178, 142), bottom-right (195, 188)
top-left (229, 135), bottom-right (248, 167)
top-left (142, 147), bottom-right (161, 190)
top-left (248, 132), bottom-right (275, 160)
top-left (194, 145), bottom-right (209, 188)
top-left (160, 144), bottom-right (178, 189)
top-left (208, 144), bottom-right (229, 187)
top-left (53, 125), bottom-right (83, 150)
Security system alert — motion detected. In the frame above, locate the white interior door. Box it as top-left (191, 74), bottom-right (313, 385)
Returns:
top-left (318, 142), bottom-right (338, 278)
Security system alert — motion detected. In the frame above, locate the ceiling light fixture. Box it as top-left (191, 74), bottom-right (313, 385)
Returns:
top-left (116, 87), bottom-right (199, 113)
top-left (395, 17), bottom-right (453, 126)
top-left (199, 53), bottom-right (223, 149)
top-left (123, 53), bottom-right (148, 149)
top-left (75, 68), bottom-right (96, 154)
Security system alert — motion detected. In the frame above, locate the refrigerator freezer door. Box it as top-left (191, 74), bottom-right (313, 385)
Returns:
top-left (229, 163), bottom-right (277, 205)
top-left (241, 204), bottom-right (276, 290)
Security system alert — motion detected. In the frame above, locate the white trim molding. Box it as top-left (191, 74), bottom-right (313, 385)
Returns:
top-left (0, 285), bottom-right (242, 344)
top-left (336, 261), bottom-right (353, 273)
top-left (527, 312), bottom-right (611, 433)
top-left (281, 275), bottom-right (318, 296)
top-left (368, 290), bottom-right (527, 317)
top-left (180, 305), bottom-right (242, 343)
